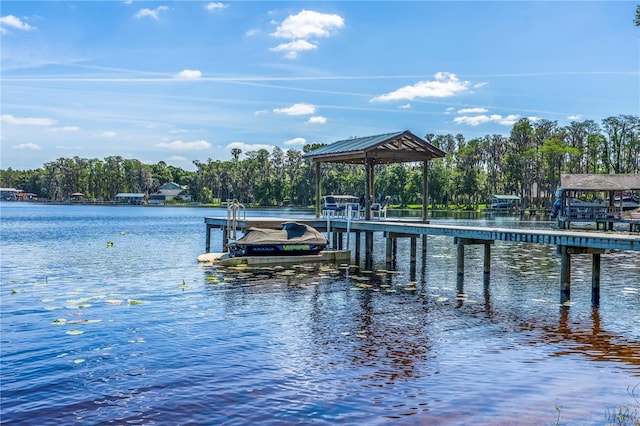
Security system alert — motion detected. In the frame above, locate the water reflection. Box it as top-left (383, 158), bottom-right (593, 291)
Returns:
top-left (202, 257), bottom-right (640, 387)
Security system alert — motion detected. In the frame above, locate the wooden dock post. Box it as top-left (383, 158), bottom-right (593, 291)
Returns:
top-left (456, 241), bottom-right (465, 282)
top-left (387, 233), bottom-right (418, 269)
top-left (354, 231), bottom-right (361, 263)
top-left (206, 223), bottom-right (213, 253)
top-left (410, 236), bottom-right (417, 281)
top-left (365, 231), bottom-right (374, 269)
top-left (592, 253), bottom-right (601, 307)
top-left (455, 238), bottom-right (494, 285)
top-left (559, 245), bottom-right (571, 304)
top-left (483, 242), bottom-right (491, 285)
top-left (558, 245), bottom-right (605, 305)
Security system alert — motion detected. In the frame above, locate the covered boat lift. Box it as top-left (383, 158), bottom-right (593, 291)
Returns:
top-left (303, 130), bottom-right (445, 268)
top-left (555, 174), bottom-right (640, 230)
top-left (303, 130), bottom-right (445, 221)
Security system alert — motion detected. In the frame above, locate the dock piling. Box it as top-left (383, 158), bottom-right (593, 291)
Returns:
top-left (592, 253), bottom-right (601, 307)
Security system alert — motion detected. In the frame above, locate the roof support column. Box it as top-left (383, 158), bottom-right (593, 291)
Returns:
top-left (422, 159), bottom-right (429, 222)
top-left (315, 161), bottom-right (321, 218)
top-left (365, 157), bottom-right (374, 220)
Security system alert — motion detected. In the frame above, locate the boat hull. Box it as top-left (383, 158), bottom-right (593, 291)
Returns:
top-left (229, 243), bottom-right (326, 257)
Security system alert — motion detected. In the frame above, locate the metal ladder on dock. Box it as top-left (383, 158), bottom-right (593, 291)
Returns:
top-left (226, 199), bottom-right (245, 243)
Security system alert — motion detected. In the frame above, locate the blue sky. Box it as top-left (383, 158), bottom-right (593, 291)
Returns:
top-left (1, 1), bottom-right (638, 171)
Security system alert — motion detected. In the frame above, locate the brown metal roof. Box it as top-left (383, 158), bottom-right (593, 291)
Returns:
top-left (303, 130), bottom-right (445, 164)
top-left (560, 174), bottom-right (640, 191)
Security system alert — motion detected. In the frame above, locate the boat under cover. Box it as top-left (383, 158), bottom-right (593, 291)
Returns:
top-left (228, 222), bottom-right (328, 257)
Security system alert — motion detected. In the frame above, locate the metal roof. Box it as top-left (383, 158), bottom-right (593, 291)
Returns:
top-left (560, 174), bottom-right (640, 191)
top-left (116, 193), bottom-right (145, 198)
top-left (490, 195), bottom-right (521, 200)
top-left (303, 130), bottom-right (445, 164)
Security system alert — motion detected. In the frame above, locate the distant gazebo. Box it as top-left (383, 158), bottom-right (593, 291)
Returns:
top-left (303, 130), bottom-right (445, 221)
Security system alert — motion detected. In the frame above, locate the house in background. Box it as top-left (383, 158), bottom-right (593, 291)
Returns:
top-left (148, 182), bottom-right (192, 205)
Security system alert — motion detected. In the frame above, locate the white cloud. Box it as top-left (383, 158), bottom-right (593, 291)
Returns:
top-left (134, 6), bottom-right (169, 20)
top-left (1, 114), bottom-right (56, 126)
top-left (12, 143), bottom-right (41, 150)
top-left (474, 82), bottom-right (488, 89)
top-left (273, 102), bottom-right (316, 116)
top-left (205, 2), bottom-right (227, 12)
top-left (284, 137), bottom-right (307, 146)
top-left (445, 107), bottom-right (455, 114)
top-left (49, 126), bottom-right (80, 132)
top-left (97, 131), bottom-right (117, 138)
top-left (453, 114), bottom-right (520, 126)
top-left (567, 114), bottom-right (582, 120)
top-left (270, 10), bottom-right (344, 58)
top-left (157, 140), bottom-right (212, 150)
top-left (528, 116), bottom-right (542, 122)
top-left (254, 109), bottom-right (269, 116)
top-left (226, 141), bottom-right (274, 154)
top-left (458, 107), bottom-right (488, 114)
top-left (245, 28), bottom-right (260, 37)
top-left (370, 72), bottom-right (471, 102)
top-left (307, 116), bottom-right (327, 124)
top-left (175, 69), bottom-right (202, 79)
top-left (0, 15), bottom-right (36, 33)
top-left (269, 39), bottom-right (317, 59)
top-left (271, 10), bottom-right (344, 39)
top-left (399, 104), bottom-right (411, 109)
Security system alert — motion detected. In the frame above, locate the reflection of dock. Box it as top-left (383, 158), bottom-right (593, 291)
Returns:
top-left (204, 216), bottom-right (640, 305)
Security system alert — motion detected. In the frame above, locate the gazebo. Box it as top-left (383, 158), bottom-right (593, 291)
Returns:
top-left (303, 130), bottom-right (445, 221)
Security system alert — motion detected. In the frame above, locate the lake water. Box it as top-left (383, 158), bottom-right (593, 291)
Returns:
top-left (1, 203), bottom-right (639, 425)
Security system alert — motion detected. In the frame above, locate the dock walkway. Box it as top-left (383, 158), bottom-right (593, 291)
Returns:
top-left (204, 216), bottom-right (640, 305)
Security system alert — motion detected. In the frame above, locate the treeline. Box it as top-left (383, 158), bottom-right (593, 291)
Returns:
top-left (1, 115), bottom-right (638, 209)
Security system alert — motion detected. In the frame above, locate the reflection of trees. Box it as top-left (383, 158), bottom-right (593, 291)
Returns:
top-left (204, 265), bottom-right (435, 385)
top-left (311, 273), bottom-right (434, 385)
top-left (201, 258), bottom-right (639, 386)
top-left (543, 307), bottom-right (640, 367)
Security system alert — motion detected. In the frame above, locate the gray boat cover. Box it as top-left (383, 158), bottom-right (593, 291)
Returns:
top-left (235, 222), bottom-right (327, 245)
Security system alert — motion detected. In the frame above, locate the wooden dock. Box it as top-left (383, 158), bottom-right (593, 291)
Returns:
top-left (204, 216), bottom-right (640, 305)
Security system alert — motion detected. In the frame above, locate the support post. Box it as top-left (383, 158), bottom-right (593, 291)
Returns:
top-left (456, 241), bottom-right (465, 283)
top-left (222, 225), bottom-right (229, 252)
top-left (315, 162), bottom-right (321, 218)
top-left (410, 237), bottom-right (417, 267)
top-left (355, 231), bottom-right (361, 264)
top-left (422, 159), bottom-right (429, 222)
top-left (559, 246), bottom-right (571, 304)
top-left (205, 224), bottom-right (212, 253)
top-left (410, 237), bottom-right (417, 281)
top-left (558, 246), bottom-right (605, 305)
top-left (592, 253), bottom-right (601, 307)
top-left (392, 237), bottom-right (398, 268)
top-left (365, 231), bottom-right (373, 269)
top-left (385, 234), bottom-right (393, 266)
top-left (364, 158), bottom-right (374, 221)
top-left (483, 242), bottom-right (491, 285)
